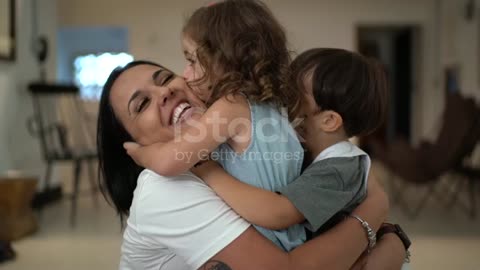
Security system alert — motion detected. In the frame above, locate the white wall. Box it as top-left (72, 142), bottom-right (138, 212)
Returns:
top-left (0, 64), bottom-right (14, 172)
top-left (0, 0), bottom-right (57, 187)
top-left (441, 0), bottom-right (479, 99)
top-left (57, 0), bottom-right (479, 157)
top-left (58, 0), bottom-right (202, 73)
top-left (58, 0), bottom-right (442, 140)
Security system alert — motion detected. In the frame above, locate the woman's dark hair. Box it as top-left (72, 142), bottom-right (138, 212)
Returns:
top-left (183, 0), bottom-right (301, 119)
top-left (291, 48), bottom-right (388, 137)
top-left (97, 60), bottom-right (165, 224)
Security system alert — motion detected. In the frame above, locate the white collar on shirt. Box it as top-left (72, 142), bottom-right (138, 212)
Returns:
top-left (312, 141), bottom-right (368, 164)
top-left (312, 141), bottom-right (371, 191)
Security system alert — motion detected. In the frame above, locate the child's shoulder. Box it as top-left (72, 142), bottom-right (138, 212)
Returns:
top-left (208, 94), bottom-right (251, 117)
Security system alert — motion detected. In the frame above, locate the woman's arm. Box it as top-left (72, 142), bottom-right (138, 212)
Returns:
top-left (192, 160), bottom-right (304, 230)
top-left (139, 169), bottom-right (388, 270)
top-left (125, 95), bottom-right (250, 176)
top-left (201, 177), bottom-right (389, 270)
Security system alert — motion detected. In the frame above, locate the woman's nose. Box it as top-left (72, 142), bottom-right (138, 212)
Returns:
top-left (157, 87), bottom-right (174, 107)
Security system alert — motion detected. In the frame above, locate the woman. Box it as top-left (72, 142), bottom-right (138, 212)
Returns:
top-left (97, 60), bottom-right (406, 270)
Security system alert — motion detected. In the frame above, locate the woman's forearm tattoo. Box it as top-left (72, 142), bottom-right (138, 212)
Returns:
top-left (201, 260), bottom-right (232, 270)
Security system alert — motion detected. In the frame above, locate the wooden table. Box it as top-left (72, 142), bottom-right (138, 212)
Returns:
top-left (0, 176), bottom-right (38, 241)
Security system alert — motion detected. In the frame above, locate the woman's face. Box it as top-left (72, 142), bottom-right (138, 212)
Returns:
top-left (182, 36), bottom-right (211, 102)
top-left (110, 64), bottom-right (205, 146)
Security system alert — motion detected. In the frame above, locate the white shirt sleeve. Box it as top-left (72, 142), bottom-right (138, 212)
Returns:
top-left (133, 170), bottom-right (250, 270)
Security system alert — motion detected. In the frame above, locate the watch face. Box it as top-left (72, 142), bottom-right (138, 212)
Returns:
top-left (395, 224), bottom-right (411, 249)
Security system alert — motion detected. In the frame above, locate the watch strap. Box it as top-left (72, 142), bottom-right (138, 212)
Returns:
top-left (377, 223), bottom-right (411, 250)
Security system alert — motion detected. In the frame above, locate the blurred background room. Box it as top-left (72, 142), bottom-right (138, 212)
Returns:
top-left (0, 0), bottom-right (479, 269)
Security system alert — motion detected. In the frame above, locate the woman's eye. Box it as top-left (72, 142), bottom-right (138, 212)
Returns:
top-left (161, 74), bottom-right (174, 85)
top-left (155, 71), bottom-right (174, 86)
top-left (136, 98), bottom-right (150, 113)
top-left (153, 69), bottom-right (175, 86)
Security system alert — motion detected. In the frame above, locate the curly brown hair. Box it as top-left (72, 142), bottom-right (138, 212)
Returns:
top-left (183, 0), bottom-right (301, 119)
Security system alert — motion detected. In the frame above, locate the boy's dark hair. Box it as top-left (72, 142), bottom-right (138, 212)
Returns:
top-left (183, 0), bottom-right (301, 119)
top-left (291, 48), bottom-right (388, 137)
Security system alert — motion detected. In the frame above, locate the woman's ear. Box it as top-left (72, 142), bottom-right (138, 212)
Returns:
top-left (319, 110), bottom-right (343, 132)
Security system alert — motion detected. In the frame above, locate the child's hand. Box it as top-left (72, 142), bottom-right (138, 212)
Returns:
top-left (123, 142), bottom-right (156, 168)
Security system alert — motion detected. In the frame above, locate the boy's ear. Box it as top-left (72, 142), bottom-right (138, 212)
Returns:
top-left (319, 110), bottom-right (343, 132)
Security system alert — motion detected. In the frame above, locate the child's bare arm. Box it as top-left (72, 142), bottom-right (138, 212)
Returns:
top-left (191, 161), bottom-right (305, 230)
top-left (124, 95), bottom-right (249, 176)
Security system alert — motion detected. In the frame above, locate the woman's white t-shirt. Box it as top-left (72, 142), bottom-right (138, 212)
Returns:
top-left (119, 169), bottom-right (250, 270)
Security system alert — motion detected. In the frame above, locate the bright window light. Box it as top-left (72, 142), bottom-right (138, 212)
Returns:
top-left (73, 52), bottom-right (134, 100)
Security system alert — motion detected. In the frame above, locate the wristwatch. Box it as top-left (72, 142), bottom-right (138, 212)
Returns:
top-left (377, 223), bottom-right (411, 250)
top-left (377, 223), bottom-right (411, 262)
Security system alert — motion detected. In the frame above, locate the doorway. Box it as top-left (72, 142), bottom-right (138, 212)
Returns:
top-left (356, 26), bottom-right (421, 151)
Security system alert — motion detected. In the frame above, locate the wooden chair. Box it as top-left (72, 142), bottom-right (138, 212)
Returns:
top-left (27, 83), bottom-right (98, 227)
